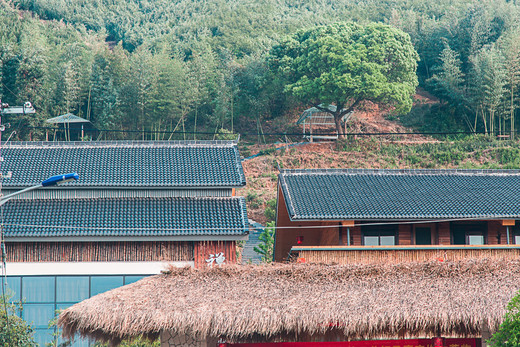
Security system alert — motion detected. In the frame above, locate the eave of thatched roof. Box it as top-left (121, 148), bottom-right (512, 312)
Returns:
top-left (58, 260), bottom-right (520, 345)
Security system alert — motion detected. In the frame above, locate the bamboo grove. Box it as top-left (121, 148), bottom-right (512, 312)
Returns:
top-left (1, 0), bottom-right (520, 141)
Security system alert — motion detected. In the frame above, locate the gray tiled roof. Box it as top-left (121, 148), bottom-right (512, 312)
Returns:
top-left (3, 197), bottom-right (248, 238)
top-left (0, 141), bottom-right (245, 188)
top-left (279, 169), bottom-right (520, 220)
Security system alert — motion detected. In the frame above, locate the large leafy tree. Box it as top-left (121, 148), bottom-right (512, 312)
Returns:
top-left (488, 290), bottom-right (520, 346)
top-left (270, 22), bottom-right (419, 137)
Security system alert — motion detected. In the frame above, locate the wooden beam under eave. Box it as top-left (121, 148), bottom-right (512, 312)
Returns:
top-left (341, 220), bottom-right (355, 227)
top-left (501, 219), bottom-right (516, 226)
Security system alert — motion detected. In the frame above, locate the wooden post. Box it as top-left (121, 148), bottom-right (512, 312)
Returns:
top-left (341, 221), bottom-right (355, 246)
top-left (481, 321), bottom-right (491, 347)
top-left (310, 118), bottom-right (313, 142)
top-left (501, 220), bottom-right (515, 244)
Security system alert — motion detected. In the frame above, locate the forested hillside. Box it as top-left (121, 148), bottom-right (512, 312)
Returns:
top-left (1, 0), bottom-right (520, 141)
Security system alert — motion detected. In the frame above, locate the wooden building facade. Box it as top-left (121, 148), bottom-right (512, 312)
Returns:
top-left (275, 169), bottom-right (520, 263)
top-left (1, 140), bottom-right (248, 345)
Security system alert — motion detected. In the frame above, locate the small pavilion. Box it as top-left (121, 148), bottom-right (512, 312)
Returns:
top-left (46, 113), bottom-right (94, 141)
top-left (297, 105), bottom-right (353, 141)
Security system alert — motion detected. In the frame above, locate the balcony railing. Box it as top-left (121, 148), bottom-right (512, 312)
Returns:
top-left (290, 245), bottom-right (520, 264)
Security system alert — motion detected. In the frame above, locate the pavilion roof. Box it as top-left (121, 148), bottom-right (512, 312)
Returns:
top-left (46, 113), bottom-right (91, 124)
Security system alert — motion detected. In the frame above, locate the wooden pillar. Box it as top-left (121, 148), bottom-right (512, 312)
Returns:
top-left (341, 221), bottom-right (355, 246)
top-left (502, 220), bottom-right (515, 244)
top-left (481, 321), bottom-right (491, 347)
top-left (309, 118), bottom-right (313, 142)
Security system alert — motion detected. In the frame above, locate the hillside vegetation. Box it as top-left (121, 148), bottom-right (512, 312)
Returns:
top-left (1, 0), bottom-right (519, 141)
top-left (241, 136), bottom-right (520, 224)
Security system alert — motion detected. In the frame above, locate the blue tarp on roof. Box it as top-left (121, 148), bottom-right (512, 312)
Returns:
top-left (279, 169), bottom-right (520, 220)
top-left (1, 141), bottom-right (246, 188)
top-left (3, 197), bottom-right (248, 238)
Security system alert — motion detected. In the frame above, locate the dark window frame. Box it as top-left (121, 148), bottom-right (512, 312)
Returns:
top-left (362, 224), bottom-right (398, 246)
top-left (450, 222), bottom-right (488, 245)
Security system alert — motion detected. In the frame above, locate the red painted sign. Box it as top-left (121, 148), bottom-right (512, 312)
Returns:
top-left (220, 338), bottom-right (480, 347)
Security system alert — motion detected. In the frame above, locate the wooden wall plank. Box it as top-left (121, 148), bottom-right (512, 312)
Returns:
top-left (6, 241), bottom-right (194, 262)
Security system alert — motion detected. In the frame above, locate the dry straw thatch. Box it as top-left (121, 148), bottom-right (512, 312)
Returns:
top-left (58, 259), bottom-right (520, 345)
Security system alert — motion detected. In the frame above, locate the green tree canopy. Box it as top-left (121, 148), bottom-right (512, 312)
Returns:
top-left (0, 299), bottom-right (37, 346)
top-left (270, 22), bottom-right (419, 137)
top-left (489, 290), bottom-right (520, 347)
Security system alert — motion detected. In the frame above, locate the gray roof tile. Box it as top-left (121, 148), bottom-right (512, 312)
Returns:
top-left (3, 197), bottom-right (248, 238)
top-left (279, 169), bottom-right (520, 220)
top-left (1, 141), bottom-right (245, 188)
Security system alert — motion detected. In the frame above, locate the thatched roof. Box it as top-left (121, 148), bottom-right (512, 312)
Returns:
top-left (58, 260), bottom-right (520, 345)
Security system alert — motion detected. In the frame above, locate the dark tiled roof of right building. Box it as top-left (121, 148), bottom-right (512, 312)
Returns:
top-left (279, 169), bottom-right (520, 220)
top-left (1, 141), bottom-right (246, 188)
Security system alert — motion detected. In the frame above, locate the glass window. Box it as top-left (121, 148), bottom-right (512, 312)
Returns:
top-left (451, 222), bottom-right (487, 245)
top-left (363, 236), bottom-right (380, 246)
top-left (32, 329), bottom-right (54, 346)
top-left (57, 277), bottom-right (89, 303)
top-left (91, 276), bottom-right (123, 296)
top-left (379, 236), bottom-right (395, 246)
top-left (55, 305), bottom-right (90, 347)
top-left (363, 234), bottom-right (396, 246)
top-left (64, 335), bottom-right (91, 347)
top-left (5, 276), bottom-right (21, 302)
top-left (23, 277), bottom-right (55, 303)
top-left (15, 274), bottom-right (149, 347)
top-left (56, 303), bottom-right (72, 312)
top-left (125, 276), bottom-right (145, 285)
top-left (515, 234), bottom-right (520, 245)
top-left (362, 225), bottom-right (397, 246)
top-left (23, 304), bottom-right (55, 328)
top-left (468, 234), bottom-right (485, 245)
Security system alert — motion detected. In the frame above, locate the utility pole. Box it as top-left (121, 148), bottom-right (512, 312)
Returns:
top-left (0, 100), bottom-right (36, 142)
top-left (0, 99), bottom-right (36, 271)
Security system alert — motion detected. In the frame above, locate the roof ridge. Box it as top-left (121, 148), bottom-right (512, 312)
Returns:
top-left (0, 140), bottom-right (238, 148)
top-left (280, 168), bottom-right (520, 175)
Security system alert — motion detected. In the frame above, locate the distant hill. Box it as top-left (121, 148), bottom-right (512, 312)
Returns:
top-left (2, 0), bottom-right (520, 141)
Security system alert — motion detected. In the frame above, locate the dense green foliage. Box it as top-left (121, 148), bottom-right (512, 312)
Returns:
top-left (270, 22), bottom-right (418, 136)
top-left (0, 300), bottom-right (37, 346)
top-left (488, 291), bottom-right (520, 347)
top-left (254, 221), bottom-right (275, 263)
top-left (1, 0), bottom-right (520, 140)
top-left (94, 336), bottom-right (160, 347)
